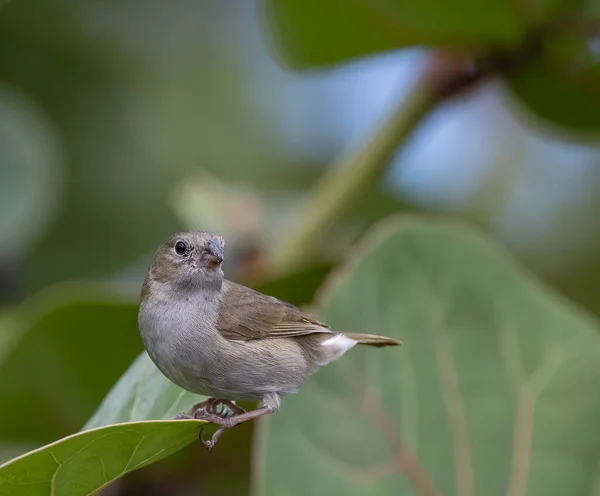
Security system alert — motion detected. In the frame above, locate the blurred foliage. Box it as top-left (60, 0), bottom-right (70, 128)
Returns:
top-left (0, 0), bottom-right (325, 298)
top-left (0, 286), bottom-right (141, 450)
top-left (265, 0), bottom-right (600, 134)
top-left (0, 87), bottom-right (62, 264)
top-left (260, 219), bottom-right (600, 495)
top-left (253, 263), bottom-right (336, 307)
top-left (0, 0), bottom-right (182, 294)
top-left (264, 0), bottom-right (525, 68)
top-left (1, 0), bottom-right (600, 495)
top-left (508, 32), bottom-right (600, 133)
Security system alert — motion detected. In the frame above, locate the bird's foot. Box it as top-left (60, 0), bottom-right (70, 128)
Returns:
top-left (196, 403), bottom-right (275, 449)
top-left (173, 398), bottom-right (247, 450)
top-left (176, 399), bottom-right (275, 450)
top-left (193, 409), bottom-right (240, 450)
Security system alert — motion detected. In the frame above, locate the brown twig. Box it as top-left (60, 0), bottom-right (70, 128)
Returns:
top-left (270, 49), bottom-right (484, 276)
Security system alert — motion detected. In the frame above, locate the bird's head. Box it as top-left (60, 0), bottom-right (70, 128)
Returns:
top-left (148, 230), bottom-right (225, 292)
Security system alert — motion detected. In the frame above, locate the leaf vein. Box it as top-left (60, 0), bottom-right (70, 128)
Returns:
top-left (427, 295), bottom-right (475, 496)
top-left (506, 346), bottom-right (574, 496)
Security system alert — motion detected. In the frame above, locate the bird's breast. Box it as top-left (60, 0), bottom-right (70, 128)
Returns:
top-left (138, 291), bottom-right (221, 395)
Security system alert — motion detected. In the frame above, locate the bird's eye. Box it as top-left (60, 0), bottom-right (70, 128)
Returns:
top-left (174, 241), bottom-right (187, 255)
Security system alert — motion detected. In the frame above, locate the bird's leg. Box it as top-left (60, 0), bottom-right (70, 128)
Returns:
top-left (195, 395), bottom-right (279, 450)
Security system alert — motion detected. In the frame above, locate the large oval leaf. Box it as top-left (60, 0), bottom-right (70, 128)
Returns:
top-left (256, 217), bottom-right (600, 495)
top-left (262, 0), bottom-right (525, 68)
top-left (0, 420), bottom-right (203, 496)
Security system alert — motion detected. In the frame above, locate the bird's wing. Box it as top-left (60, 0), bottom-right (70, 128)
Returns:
top-left (216, 280), bottom-right (331, 341)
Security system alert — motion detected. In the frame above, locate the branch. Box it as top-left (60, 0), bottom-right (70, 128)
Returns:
top-left (269, 50), bottom-right (480, 275)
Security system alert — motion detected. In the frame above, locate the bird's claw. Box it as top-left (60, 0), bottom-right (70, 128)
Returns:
top-left (199, 425), bottom-right (228, 450)
top-left (193, 409), bottom-right (238, 450)
top-left (198, 427), bottom-right (213, 449)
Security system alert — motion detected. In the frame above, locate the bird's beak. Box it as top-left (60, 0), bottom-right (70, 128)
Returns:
top-left (203, 240), bottom-right (224, 266)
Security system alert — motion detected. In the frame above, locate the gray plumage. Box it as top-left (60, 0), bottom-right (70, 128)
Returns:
top-left (139, 231), bottom-right (401, 418)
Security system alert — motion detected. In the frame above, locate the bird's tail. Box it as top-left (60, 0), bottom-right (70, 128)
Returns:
top-left (344, 332), bottom-right (402, 347)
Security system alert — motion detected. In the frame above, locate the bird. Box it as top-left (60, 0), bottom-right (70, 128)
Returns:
top-left (138, 230), bottom-right (402, 448)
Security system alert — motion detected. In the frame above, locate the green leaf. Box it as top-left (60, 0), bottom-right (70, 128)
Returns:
top-left (0, 86), bottom-right (63, 262)
top-left (256, 217), bottom-right (600, 495)
top-left (0, 285), bottom-right (142, 449)
top-left (86, 353), bottom-right (255, 495)
top-left (262, 0), bottom-right (525, 68)
top-left (508, 34), bottom-right (600, 134)
top-left (0, 420), bottom-right (203, 496)
top-left (85, 352), bottom-right (204, 428)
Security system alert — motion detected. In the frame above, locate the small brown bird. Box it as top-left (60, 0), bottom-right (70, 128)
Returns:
top-left (138, 231), bottom-right (402, 448)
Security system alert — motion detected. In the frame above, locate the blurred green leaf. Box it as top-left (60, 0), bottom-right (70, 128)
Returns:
top-left (0, 286), bottom-right (142, 448)
top-left (0, 86), bottom-right (63, 263)
top-left (508, 34), bottom-right (600, 133)
top-left (0, 420), bottom-right (203, 496)
top-left (257, 217), bottom-right (600, 495)
top-left (263, 0), bottom-right (525, 68)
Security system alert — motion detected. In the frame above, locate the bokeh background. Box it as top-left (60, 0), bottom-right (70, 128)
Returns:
top-left (1, 0), bottom-right (600, 494)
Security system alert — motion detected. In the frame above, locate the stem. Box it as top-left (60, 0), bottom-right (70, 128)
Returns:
top-left (270, 51), bottom-right (479, 274)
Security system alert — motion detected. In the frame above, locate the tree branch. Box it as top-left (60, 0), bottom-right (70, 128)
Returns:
top-left (269, 50), bottom-right (481, 275)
